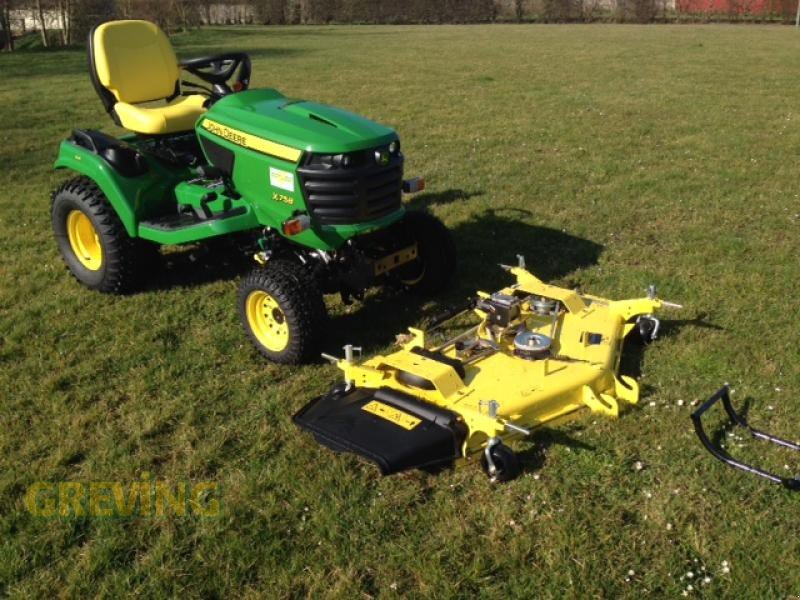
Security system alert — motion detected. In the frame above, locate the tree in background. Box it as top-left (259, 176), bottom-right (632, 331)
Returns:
top-left (253, 0), bottom-right (288, 24)
top-left (3, 0), bottom-right (796, 44)
top-left (70, 0), bottom-right (114, 43)
top-left (514, 0), bottom-right (525, 20)
top-left (55, 0), bottom-right (70, 44)
top-left (34, 0), bottom-right (47, 46)
top-left (0, 0), bottom-right (14, 51)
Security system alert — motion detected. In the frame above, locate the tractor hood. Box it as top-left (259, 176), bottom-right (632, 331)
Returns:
top-left (201, 88), bottom-right (398, 154)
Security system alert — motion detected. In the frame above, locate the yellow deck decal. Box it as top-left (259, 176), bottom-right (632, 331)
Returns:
top-left (202, 119), bottom-right (302, 162)
top-left (362, 401), bottom-right (421, 430)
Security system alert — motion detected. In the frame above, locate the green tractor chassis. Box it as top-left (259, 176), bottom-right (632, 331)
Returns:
top-left (52, 20), bottom-right (456, 364)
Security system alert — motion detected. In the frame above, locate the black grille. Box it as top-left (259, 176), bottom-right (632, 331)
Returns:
top-left (298, 149), bottom-right (403, 225)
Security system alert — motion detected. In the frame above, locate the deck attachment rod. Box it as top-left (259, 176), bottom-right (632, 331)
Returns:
top-left (504, 422), bottom-right (532, 436)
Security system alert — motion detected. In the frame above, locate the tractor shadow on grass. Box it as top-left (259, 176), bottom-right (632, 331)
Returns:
top-left (404, 188), bottom-right (482, 211)
top-left (323, 209), bottom-right (604, 356)
top-left (137, 202), bottom-right (605, 356)
top-left (143, 239), bottom-right (255, 292)
top-left (449, 208), bottom-right (604, 293)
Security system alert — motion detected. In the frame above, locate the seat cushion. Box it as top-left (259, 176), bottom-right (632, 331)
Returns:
top-left (114, 94), bottom-right (207, 135)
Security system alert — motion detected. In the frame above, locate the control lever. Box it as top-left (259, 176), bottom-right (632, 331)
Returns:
top-left (196, 165), bottom-right (223, 180)
top-left (196, 165), bottom-right (240, 199)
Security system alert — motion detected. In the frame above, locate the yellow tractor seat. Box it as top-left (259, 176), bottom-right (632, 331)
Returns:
top-left (89, 20), bottom-right (206, 135)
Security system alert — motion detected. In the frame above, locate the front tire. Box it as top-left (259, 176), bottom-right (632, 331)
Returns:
top-left (396, 210), bottom-right (456, 294)
top-left (238, 259), bottom-right (327, 364)
top-left (52, 176), bottom-right (156, 294)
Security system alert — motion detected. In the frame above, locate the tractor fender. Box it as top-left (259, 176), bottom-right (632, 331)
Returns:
top-left (53, 140), bottom-right (140, 237)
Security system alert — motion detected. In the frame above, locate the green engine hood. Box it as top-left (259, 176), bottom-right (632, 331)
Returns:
top-left (202, 88), bottom-right (397, 154)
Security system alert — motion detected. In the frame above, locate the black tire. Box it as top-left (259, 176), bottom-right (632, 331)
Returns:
top-left (51, 176), bottom-right (157, 294)
top-left (633, 316), bottom-right (658, 345)
top-left (395, 210), bottom-right (456, 295)
top-left (480, 443), bottom-right (521, 483)
top-left (238, 258), bottom-right (327, 364)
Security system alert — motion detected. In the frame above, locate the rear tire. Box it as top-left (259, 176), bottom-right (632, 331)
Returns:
top-left (51, 176), bottom-right (157, 294)
top-left (238, 259), bottom-right (327, 364)
top-left (396, 210), bottom-right (456, 295)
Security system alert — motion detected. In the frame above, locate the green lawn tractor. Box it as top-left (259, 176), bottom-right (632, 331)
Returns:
top-left (51, 20), bottom-right (456, 364)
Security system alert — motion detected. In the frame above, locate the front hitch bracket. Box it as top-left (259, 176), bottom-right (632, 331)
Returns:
top-left (692, 385), bottom-right (800, 490)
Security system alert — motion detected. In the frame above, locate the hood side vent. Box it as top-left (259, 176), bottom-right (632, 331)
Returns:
top-left (309, 113), bottom-right (338, 128)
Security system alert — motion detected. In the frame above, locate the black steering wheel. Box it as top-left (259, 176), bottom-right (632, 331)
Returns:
top-left (180, 52), bottom-right (251, 95)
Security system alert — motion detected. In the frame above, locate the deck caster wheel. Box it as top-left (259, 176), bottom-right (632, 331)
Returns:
top-left (481, 442), bottom-right (520, 483)
top-left (329, 382), bottom-right (350, 396)
top-left (635, 315), bottom-right (660, 345)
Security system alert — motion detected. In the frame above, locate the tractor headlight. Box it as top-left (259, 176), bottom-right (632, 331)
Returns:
top-left (306, 153), bottom-right (351, 169)
top-left (388, 140), bottom-right (399, 154)
top-left (374, 150), bottom-right (390, 167)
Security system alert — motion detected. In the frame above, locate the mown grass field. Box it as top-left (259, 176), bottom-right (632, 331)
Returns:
top-left (1, 23), bottom-right (800, 597)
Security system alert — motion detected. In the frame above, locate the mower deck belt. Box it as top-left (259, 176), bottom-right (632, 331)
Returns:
top-left (409, 347), bottom-right (466, 379)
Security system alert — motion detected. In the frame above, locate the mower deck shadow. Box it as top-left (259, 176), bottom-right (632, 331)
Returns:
top-left (516, 427), bottom-right (596, 476)
top-left (619, 313), bottom-right (722, 381)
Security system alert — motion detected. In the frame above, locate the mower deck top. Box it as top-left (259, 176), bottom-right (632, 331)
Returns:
top-left (295, 262), bottom-right (677, 479)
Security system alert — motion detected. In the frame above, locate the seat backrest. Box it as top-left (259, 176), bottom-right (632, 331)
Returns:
top-left (90, 20), bottom-right (179, 107)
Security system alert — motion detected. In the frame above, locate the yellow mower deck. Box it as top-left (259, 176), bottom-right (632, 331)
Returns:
top-left (294, 262), bottom-right (677, 480)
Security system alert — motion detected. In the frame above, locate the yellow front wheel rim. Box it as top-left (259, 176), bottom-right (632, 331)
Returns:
top-left (245, 290), bottom-right (290, 352)
top-left (66, 210), bottom-right (103, 271)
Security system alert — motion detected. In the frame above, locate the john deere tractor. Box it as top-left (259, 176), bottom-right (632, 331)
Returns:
top-left (52, 20), bottom-right (456, 364)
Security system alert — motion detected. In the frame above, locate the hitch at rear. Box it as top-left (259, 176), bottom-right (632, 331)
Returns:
top-left (691, 385), bottom-right (800, 490)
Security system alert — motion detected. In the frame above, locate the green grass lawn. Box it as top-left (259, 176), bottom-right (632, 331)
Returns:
top-left (2, 23), bottom-right (800, 597)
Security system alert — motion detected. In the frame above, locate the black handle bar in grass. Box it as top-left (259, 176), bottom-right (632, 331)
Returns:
top-left (691, 385), bottom-right (800, 490)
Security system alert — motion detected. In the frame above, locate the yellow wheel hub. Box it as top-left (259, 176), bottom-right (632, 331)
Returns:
top-left (245, 290), bottom-right (290, 352)
top-left (66, 210), bottom-right (103, 271)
